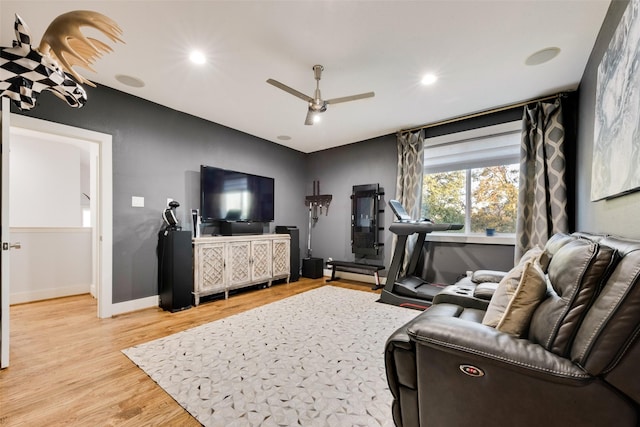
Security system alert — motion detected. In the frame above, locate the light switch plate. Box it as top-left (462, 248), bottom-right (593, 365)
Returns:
top-left (132, 196), bottom-right (144, 208)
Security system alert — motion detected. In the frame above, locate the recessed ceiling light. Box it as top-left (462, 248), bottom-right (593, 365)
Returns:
top-left (525, 47), bottom-right (561, 66)
top-left (115, 74), bottom-right (145, 88)
top-left (421, 73), bottom-right (438, 86)
top-left (277, 135), bottom-right (292, 141)
top-left (189, 50), bottom-right (207, 65)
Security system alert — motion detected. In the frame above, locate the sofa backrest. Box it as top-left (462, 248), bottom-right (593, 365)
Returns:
top-left (528, 237), bottom-right (618, 356)
top-left (570, 236), bottom-right (640, 379)
top-left (537, 232), bottom-right (583, 271)
top-left (542, 232), bottom-right (577, 256)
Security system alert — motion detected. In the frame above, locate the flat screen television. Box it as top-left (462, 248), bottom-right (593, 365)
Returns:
top-left (200, 165), bottom-right (275, 222)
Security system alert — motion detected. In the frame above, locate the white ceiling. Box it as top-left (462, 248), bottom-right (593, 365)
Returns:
top-left (1, 1), bottom-right (611, 153)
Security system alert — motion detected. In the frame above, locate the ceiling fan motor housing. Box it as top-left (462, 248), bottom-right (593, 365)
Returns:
top-left (309, 100), bottom-right (327, 112)
top-left (266, 64), bottom-right (374, 125)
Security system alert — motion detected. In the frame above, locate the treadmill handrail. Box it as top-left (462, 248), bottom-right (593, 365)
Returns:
top-left (389, 221), bottom-right (463, 236)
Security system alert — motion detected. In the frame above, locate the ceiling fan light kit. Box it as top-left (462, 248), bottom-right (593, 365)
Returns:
top-left (267, 64), bottom-right (374, 125)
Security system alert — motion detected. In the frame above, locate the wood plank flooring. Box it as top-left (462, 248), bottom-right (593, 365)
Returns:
top-left (0, 279), bottom-right (381, 426)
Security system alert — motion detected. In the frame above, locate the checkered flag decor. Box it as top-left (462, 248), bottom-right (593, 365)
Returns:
top-left (0, 11), bottom-right (122, 111)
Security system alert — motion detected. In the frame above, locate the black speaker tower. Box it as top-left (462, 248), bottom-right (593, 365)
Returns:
top-left (276, 225), bottom-right (300, 281)
top-left (158, 230), bottom-right (193, 312)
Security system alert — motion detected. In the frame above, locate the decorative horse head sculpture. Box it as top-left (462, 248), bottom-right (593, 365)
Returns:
top-left (0, 10), bottom-right (123, 110)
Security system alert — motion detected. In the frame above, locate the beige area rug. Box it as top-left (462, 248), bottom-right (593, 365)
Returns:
top-left (122, 286), bottom-right (417, 426)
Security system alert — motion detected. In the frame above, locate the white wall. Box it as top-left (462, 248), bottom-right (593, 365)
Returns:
top-left (10, 134), bottom-right (82, 227)
top-left (9, 131), bottom-right (93, 303)
top-left (10, 228), bottom-right (92, 304)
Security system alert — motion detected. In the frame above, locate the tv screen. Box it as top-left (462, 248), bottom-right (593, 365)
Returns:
top-left (200, 165), bottom-right (275, 222)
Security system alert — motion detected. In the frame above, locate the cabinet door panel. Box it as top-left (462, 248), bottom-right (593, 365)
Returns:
top-left (273, 239), bottom-right (290, 277)
top-left (198, 244), bottom-right (225, 292)
top-left (251, 240), bottom-right (272, 281)
top-left (227, 241), bottom-right (251, 286)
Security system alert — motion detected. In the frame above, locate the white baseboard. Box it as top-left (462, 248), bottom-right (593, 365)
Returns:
top-left (11, 284), bottom-right (91, 305)
top-left (111, 295), bottom-right (159, 316)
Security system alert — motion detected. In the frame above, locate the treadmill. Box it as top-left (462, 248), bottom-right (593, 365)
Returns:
top-left (380, 200), bottom-right (463, 310)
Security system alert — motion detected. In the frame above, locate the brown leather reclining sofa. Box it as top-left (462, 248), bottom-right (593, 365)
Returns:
top-left (385, 232), bottom-right (640, 426)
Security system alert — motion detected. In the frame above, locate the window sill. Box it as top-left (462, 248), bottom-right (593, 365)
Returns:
top-left (426, 233), bottom-right (515, 245)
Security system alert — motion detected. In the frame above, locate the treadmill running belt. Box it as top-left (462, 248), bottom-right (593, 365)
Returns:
top-left (394, 276), bottom-right (445, 299)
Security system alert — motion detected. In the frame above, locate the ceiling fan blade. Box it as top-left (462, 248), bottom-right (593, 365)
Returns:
top-left (266, 78), bottom-right (314, 103)
top-left (326, 91), bottom-right (375, 105)
top-left (304, 108), bottom-right (315, 126)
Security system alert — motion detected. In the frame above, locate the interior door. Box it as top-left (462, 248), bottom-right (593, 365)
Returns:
top-left (1, 97), bottom-right (11, 368)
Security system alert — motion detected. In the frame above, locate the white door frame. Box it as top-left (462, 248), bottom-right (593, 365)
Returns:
top-left (9, 114), bottom-right (113, 318)
top-left (1, 98), bottom-right (11, 368)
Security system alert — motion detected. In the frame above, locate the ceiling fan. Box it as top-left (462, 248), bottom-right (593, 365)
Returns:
top-left (267, 65), bottom-right (375, 125)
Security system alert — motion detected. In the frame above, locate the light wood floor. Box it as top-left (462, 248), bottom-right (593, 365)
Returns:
top-left (0, 278), bottom-right (380, 426)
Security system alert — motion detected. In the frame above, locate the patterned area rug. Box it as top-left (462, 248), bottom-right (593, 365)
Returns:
top-left (122, 286), bottom-right (417, 426)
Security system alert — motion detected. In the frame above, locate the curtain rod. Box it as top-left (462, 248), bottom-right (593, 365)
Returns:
top-left (398, 92), bottom-right (566, 135)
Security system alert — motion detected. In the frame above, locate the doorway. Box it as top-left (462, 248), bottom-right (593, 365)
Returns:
top-left (8, 114), bottom-right (113, 318)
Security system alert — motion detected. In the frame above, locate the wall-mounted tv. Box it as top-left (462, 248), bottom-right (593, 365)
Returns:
top-left (200, 165), bottom-right (275, 223)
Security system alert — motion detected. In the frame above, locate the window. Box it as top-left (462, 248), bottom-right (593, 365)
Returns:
top-left (421, 121), bottom-right (521, 236)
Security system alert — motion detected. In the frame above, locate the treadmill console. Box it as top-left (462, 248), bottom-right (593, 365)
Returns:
top-left (389, 199), bottom-right (432, 223)
top-left (388, 199), bottom-right (413, 222)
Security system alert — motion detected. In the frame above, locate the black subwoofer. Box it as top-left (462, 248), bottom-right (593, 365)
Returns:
top-left (302, 257), bottom-right (324, 279)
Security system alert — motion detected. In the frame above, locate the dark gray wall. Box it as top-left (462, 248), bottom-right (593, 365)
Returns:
top-left (307, 134), bottom-right (515, 284)
top-left (12, 86), bottom-right (308, 303)
top-left (576, 0), bottom-right (640, 238)
top-left (306, 135), bottom-right (398, 269)
top-left (419, 242), bottom-right (515, 284)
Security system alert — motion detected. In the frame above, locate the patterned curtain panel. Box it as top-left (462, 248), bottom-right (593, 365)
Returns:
top-left (515, 97), bottom-right (569, 261)
top-left (394, 130), bottom-right (425, 270)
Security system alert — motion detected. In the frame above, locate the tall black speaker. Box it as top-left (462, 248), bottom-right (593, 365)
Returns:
top-left (276, 225), bottom-right (300, 281)
top-left (158, 230), bottom-right (193, 312)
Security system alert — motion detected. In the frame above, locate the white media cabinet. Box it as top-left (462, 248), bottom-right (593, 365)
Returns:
top-left (193, 234), bottom-right (290, 305)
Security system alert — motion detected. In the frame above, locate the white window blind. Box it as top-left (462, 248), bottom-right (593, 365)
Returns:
top-left (424, 120), bottom-right (521, 173)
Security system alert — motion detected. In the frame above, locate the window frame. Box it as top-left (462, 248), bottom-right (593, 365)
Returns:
top-left (422, 120), bottom-right (521, 245)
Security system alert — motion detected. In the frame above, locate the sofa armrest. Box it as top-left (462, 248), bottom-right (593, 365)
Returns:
top-left (406, 315), bottom-right (590, 382)
top-left (431, 283), bottom-right (490, 310)
top-left (473, 282), bottom-right (498, 300)
top-left (472, 269), bottom-right (507, 283)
